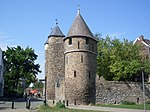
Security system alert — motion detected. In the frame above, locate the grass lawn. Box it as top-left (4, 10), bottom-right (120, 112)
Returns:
top-left (37, 105), bottom-right (105, 112)
top-left (95, 104), bottom-right (150, 110)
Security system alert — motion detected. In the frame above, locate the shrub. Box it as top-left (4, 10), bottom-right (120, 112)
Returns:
top-left (121, 100), bottom-right (135, 105)
top-left (146, 100), bottom-right (150, 104)
top-left (56, 102), bottom-right (66, 108)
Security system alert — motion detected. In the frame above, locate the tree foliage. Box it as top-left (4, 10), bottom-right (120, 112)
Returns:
top-left (3, 46), bottom-right (41, 97)
top-left (32, 81), bottom-right (43, 90)
top-left (97, 35), bottom-right (150, 81)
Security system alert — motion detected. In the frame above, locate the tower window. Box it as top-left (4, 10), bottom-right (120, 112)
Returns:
top-left (89, 71), bottom-right (91, 79)
top-left (86, 38), bottom-right (89, 44)
top-left (81, 55), bottom-right (83, 63)
top-left (78, 41), bottom-right (80, 49)
top-left (74, 71), bottom-right (76, 77)
top-left (92, 44), bottom-right (94, 52)
top-left (69, 38), bottom-right (72, 45)
top-left (57, 79), bottom-right (60, 87)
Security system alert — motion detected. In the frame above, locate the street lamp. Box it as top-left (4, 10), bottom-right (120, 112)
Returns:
top-left (39, 76), bottom-right (47, 106)
top-left (141, 68), bottom-right (146, 112)
top-left (21, 78), bottom-right (26, 97)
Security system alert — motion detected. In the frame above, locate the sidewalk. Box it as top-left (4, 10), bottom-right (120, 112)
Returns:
top-left (0, 108), bottom-right (31, 112)
top-left (68, 105), bottom-right (150, 112)
top-left (0, 98), bottom-right (43, 112)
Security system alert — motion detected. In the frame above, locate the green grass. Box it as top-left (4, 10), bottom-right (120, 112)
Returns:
top-left (37, 104), bottom-right (105, 112)
top-left (95, 104), bottom-right (150, 110)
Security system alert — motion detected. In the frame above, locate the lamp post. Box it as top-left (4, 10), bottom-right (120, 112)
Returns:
top-left (39, 76), bottom-right (47, 106)
top-left (141, 69), bottom-right (146, 112)
top-left (21, 78), bottom-right (26, 97)
top-left (140, 67), bottom-right (146, 112)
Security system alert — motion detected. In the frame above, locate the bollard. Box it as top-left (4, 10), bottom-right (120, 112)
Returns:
top-left (26, 99), bottom-right (28, 109)
top-left (28, 98), bottom-right (31, 109)
top-left (66, 100), bottom-right (68, 106)
top-left (74, 100), bottom-right (76, 105)
top-left (53, 100), bottom-right (55, 104)
top-left (11, 100), bottom-right (14, 109)
top-left (26, 98), bottom-right (31, 110)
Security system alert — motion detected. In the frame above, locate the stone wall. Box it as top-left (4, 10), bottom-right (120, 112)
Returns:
top-left (96, 76), bottom-right (150, 104)
top-left (55, 76), bottom-right (65, 102)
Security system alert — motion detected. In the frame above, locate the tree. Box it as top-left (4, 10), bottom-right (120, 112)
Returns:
top-left (97, 35), bottom-right (150, 81)
top-left (3, 46), bottom-right (41, 97)
top-left (32, 81), bottom-right (44, 90)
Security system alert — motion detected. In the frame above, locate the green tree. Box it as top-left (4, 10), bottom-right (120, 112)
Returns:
top-left (3, 46), bottom-right (41, 97)
top-left (97, 35), bottom-right (150, 81)
top-left (32, 81), bottom-right (43, 90)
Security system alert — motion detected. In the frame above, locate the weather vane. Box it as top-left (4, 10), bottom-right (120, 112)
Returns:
top-left (55, 19), bottom-right (58, 25)
top-left (78, 5), bottom-right (80, 14)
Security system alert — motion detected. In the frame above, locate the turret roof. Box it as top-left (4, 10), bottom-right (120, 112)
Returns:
top-left (67, 10), bottom-right (94, 38)
top-left (48, 25), bottom-right (65, 37)
top-left (44, 25), bottom-right (65, 45)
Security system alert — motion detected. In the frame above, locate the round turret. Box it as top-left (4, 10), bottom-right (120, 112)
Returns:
top-left (64, 11), bottom-right (98, 105)
top-left (45, 25), bottom-right (65, 100)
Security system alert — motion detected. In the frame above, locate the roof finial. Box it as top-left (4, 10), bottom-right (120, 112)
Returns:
top-left (77, 5), bottom-right (80, 14)
top-left (55, 19), bottom-right (58, 25)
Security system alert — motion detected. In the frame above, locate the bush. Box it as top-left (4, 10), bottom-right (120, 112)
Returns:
top-left (121, 100), bottom-right (135, 105)
top-left (56, 102), bottom-right (66, 108)
top-left (146, 100), bottom-right (150, 104)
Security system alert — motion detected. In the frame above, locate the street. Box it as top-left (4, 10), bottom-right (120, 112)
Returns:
top-left (0, 98), bottom-right (44, 112)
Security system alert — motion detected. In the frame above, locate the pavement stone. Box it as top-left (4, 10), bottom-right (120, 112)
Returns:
top-left (0, 98), bottom-right (43, 112)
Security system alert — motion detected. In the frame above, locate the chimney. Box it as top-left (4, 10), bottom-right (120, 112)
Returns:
top-left (139, 35), bottom-right (144, 41)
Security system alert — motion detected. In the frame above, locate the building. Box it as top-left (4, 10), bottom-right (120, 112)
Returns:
top-left (133, 35), bottom-right (150, 82)
top-left (0, 48), bottom-right (4, 97)
top-left (45, 9), bottom-right (98, 105)
top-left (133, 35), bottom-right (150, 59)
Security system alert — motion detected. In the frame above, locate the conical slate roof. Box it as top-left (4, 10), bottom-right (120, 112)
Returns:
top-left (49, 25), bottom-right (65, 37)
top-left (67, 11), bottom-right (94, 37)
top-left (44, 38), bottom-right (48, 45)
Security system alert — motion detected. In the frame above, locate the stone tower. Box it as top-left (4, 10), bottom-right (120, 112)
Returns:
top-left (45, 24), bottom-right (65, 100)
top-left (64, 10), bottom-right (98, 105)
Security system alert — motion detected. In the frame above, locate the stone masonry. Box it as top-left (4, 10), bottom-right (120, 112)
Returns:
top-left (96, 76), bottom-right (150, 104)
top-left (45, 26), bottom-right (65, 100)
top-left (64, 37), bottom-right (97, 105)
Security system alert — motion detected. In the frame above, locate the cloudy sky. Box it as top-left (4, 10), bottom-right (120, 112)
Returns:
top-left (0, 0), bottom-right (150, 79)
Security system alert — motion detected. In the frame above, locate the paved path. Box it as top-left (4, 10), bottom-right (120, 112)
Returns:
top-left (68, 105), bottom-right (150, 112)
top-left (0, 108), bottom-right (31, 112)
top-left (0, 98), bottom-right (43, 112)
top-left (0, 102), bottom-right (41, 112)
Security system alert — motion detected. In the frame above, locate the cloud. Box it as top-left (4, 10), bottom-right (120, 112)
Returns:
top-left (0, 32), bottom-right (18, 51)
top-left (138, 12), bottom-right (150, 21)
top-left (102, 32), bottom-right (127, 40)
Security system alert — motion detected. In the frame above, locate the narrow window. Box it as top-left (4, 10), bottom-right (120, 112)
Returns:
top-left (69, 38), bottom-right (72, 45)
top-left (89, 71), bottom-right (91, 79)
top-left (92, 44), bottom-right (94, 52)
top-left (86, 37), bottom-right (89, 44)
top-left (81, 55), bottom-right (83, 63)
top-left (74, 71), bottom-right (76, 77)
top-left (78, 41), bottom-right (80, 49)
top-left (57, 79), bottom-right (60, 87)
